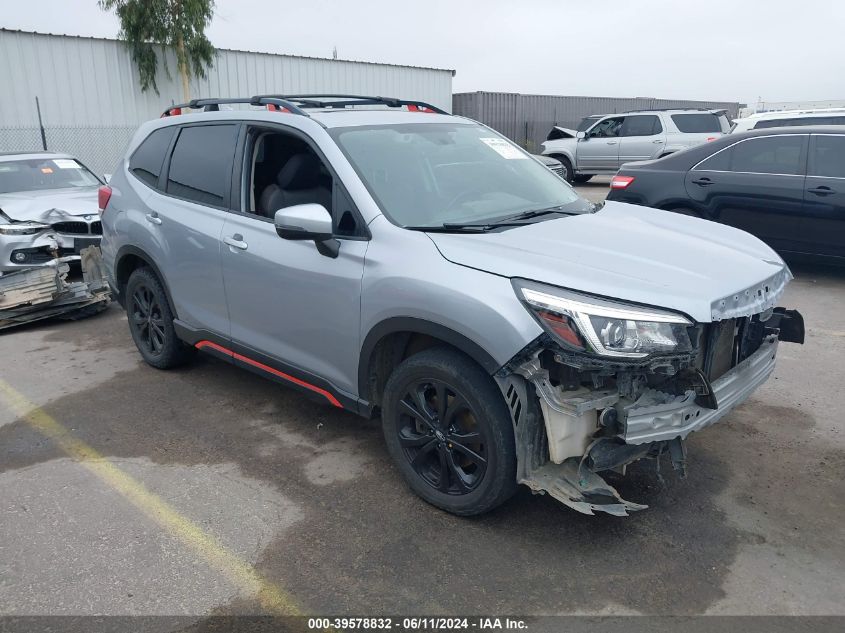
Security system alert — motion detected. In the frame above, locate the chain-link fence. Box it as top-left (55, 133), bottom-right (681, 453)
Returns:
top-left (0, 125), bottom-right (137, 177)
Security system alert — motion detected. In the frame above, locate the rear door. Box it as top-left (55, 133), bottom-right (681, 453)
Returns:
top-left (576, 116), bottom-right (623, 171)
top-left (684, 134), bottom-right (808, 252)
top-left (618, 115), bottom-right (666, 166)
top-left (802, 134), bottom-right (845, 258)
top-left (147, 123), bottom-right (237, 337)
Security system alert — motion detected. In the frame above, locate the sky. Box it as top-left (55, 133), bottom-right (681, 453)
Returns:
top-left (3, 0), bottom-right (843, 108)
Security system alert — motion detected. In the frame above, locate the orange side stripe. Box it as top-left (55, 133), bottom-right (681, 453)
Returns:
top-left (195, 340), bottom-right (343, 408)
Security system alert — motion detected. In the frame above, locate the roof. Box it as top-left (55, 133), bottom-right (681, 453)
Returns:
top-left (738, 108), bottom-right (845, 121)
top-left (0, 28), bottom-right (456, 75)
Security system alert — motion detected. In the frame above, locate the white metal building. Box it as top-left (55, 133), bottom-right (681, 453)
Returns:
top-left (0, 29), bottom-right (455, 174)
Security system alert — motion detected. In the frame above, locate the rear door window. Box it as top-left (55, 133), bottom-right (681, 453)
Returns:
top-left (165, 124), bottom-right (238, 207)
top-left (697, 135), bottom-right (807, 174)
top-left (671, 113), bottom-right (723, 133)
top-left (621, 115), bottom-right (662, 136)
top-left (808, 135), bottom-right (845, 178)
top-left (129, 127), bottom-right (176, 188)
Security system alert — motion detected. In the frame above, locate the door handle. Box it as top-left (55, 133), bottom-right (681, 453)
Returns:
top-left (223, 234), bottom-right (248, 251)
top-left (807, 186), bottom-right (835, 196)
top-left (692, 177), bottom-right (714, 186)
top-left (606, 141), bottom-right (618, 145)
top-left (145, 213), bottom-right (162, 225)
top-left (652, 139), bottom-right (665, 144)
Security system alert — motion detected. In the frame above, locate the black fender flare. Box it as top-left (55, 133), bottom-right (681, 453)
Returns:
top-left (114, 245), bottom-right (178, 317)
top-left (358, 317), bottom-right (501, 400)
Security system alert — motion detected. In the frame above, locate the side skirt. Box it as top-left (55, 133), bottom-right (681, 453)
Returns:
top-left (173, 320), bottom-right (366, 414)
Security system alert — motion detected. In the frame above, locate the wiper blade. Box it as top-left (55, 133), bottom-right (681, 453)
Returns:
top-left (405, 224), bottom-right (496, 233)
top-left (497, 205), bottom-right (568, 222)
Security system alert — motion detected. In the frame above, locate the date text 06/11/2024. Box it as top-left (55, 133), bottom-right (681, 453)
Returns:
top-left (306, 617), bottom-right (529, 630)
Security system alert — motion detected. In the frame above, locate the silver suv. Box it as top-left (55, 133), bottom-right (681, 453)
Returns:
top-left (542, 109), bottom-right (730, 182)
top-left (100, 95), bottom-right (803, 517)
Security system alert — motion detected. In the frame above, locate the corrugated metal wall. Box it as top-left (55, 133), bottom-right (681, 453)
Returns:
top-left (0, 30), bottom-right (454, 174)
top-left (453, 92), bottom-right (743, 153)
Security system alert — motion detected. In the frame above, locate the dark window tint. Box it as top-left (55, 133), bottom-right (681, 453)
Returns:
top-left (696, 146), bottom-right (732, 171)
top-left (729, 136), bottom-right (805, 174)
top-left (671, 113), bottom-right (722, 133)
top-left (166, 125), bottom-right (237, 206)
top-left (622, 115), bottom-right (662, 137)
top-left (809, 135), bottom-right (845, 178)
top-left (129, 127), bottom-right (176, 188)
top-left (754, 116), bottom-right (845, 129)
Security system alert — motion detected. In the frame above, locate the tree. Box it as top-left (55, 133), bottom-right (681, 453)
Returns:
top-left (99, 0), bottom-right (215, 101)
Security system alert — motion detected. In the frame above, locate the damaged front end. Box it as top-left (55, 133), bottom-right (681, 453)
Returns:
top-left (497, 279), bottom-right (805, 516)
top-left (0, 246), bottom-right (111, 330)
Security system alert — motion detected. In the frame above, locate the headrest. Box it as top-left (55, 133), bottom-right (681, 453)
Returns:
top-left (277, 153), bottom-right (321, 190)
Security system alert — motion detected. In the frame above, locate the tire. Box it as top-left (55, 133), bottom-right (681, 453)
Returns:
top-left (572, 174), bottom-right (593, 184)
top-left (125, 267), bottom-right (193, 369)
top-left (381, 347), bottom-right (517, 516)
top-left (552, 155), bottom-right (574, 183)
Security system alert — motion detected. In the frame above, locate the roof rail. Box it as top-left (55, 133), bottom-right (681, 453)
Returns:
top-left (161, 96), bottom-right (309, 118)
top-left (623, 107), bottom-right (718, 113)
top-left (250, 94), bottom-right (448, 114)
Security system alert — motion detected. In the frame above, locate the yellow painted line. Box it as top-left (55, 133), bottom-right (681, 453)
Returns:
top-left (0, 378), bottom-right (302, 616)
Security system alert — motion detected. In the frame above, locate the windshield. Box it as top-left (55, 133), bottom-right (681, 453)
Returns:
top-left (0, 158), bottom-right (100, 194)
top-left (330, 123), bottom-right (585, 228)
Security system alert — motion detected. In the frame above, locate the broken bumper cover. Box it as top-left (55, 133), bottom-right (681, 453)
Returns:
top-left (624, 335), bottom-right (779, 445)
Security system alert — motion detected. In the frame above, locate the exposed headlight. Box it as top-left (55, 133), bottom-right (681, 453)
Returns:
top-left (514, 280), bottom-right (693, 359)
top-left (0, 223), bottom-right (50, 236)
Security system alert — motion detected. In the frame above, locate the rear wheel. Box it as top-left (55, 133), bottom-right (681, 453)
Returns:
top-left (381, 348), bottom-right (517, 516)
top-left (125, 267), bottom-right (193, 369)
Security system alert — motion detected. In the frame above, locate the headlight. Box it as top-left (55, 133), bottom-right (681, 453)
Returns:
top-left (0, 223), bottom-right (50, 236)
top-left (514, 280), bottom-right (693, 359)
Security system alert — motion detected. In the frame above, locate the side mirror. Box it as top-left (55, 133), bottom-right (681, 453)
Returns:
top-left (274, 203), bottom-right (339, 258)
top-left (576, 131), bottom-right (587, 140)
top-left (103, 173), bottom-right (112, 183)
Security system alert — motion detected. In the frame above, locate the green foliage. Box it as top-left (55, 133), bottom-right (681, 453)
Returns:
top-left (98, 0), bottom-right (216, 95)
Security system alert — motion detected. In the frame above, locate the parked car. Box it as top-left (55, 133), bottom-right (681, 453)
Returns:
top-left (542, 109), bottom-right (730, 183)
top-left (0, 152), bottom-right (103, 273)
top-left (606, 126), bottom-right (845, 263)
top-left (731, 108), bottom-right (845, 133)
top-left (100, 95), bottom-right (803, 517)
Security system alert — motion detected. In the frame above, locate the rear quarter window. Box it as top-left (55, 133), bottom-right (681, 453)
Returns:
top-left (671, 113), bottom-right (723, 133)
top-left (165, 125), bottom-right (238, 207)
top-left (129, 127), bottom-right (177, 188)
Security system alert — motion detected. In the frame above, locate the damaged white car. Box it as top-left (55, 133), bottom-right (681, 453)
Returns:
top-left (0, 152), bottom-right (103, 273)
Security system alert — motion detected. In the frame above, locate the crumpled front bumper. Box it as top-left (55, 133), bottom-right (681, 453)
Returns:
top-left (623, 334), bottom-right (779, 445)
top-left (0, 231), bottom-right (101, 273)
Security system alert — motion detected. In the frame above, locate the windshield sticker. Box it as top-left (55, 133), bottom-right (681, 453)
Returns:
top-left (480, 137), bottom-right (528, 160)
top-left (53, 159), bottom-right (81, 169)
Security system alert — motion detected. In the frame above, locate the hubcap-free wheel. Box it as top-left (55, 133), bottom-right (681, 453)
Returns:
top-left (131, 284), bottom-right (166, 356)
top-left (396, 378), bottom-right (489, 494)
top-left (124, 267), bottom-right (194, 369)
top-left (381, 348), bottom-right (517, 515)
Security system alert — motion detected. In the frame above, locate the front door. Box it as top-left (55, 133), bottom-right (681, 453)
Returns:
top-left (618, 115), bottom-right (667, 166)
top-left (802, 133), bottom-right (845, 258)
top-left (576, 116), bottom-right (623, 171)
top-left (684, 134), bottom-right (808, 253)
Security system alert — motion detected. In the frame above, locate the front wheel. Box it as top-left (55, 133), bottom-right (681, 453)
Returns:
top-left (381, 348), bottom-right (517, 516)
top-left (573, 174), bottom-right (593, 184)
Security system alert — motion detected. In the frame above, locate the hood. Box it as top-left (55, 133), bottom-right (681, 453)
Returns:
top-left (426, 201), bottom-right (791, 323)
top-left (533, 154), bottom-right (562, 167)
top-left (551, 126), bottom-right (578, 138)
top-left (0, 187), bottom-right (100, 222)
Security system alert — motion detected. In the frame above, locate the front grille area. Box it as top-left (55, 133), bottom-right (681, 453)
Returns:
top-left (549, 166), bottom-right (565, 179)
top-left (50, 220), bottom-right (101, 235)
top-left (51, 221), bottom-right (88, 234)
top-left (699, 316), bottom-right (767, 381)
